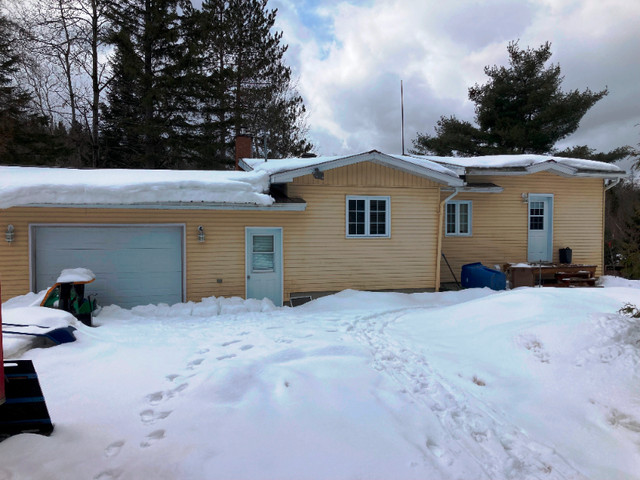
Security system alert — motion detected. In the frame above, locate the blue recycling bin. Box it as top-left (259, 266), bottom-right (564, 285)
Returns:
top-left (461, 262), bottom-right (506, 290)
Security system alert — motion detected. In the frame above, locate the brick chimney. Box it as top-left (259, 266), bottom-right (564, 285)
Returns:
top-left (235, 135), bottom-right (253, 170)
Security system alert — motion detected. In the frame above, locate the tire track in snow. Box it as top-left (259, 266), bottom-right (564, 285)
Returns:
top-left (344, 307), bottom-right (586, 480)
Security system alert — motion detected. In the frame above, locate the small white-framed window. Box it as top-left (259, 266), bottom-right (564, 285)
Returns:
top-left (445, 201), bottom-right (472, 236)
top-left (346, 196), bottom-right (390, 238)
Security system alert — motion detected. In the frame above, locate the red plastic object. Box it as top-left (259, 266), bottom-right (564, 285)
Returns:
top-left (1, 282), bottom-right (5, 406)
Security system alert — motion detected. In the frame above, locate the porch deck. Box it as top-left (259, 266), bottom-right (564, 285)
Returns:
top-left (504, 263), bottom-right (597, 288)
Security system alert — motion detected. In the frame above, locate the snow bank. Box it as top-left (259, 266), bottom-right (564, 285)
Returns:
top-left (98, 295), bottom-right (276, 321)
top-left (0, 166), bottom-right (273, 208)
top-left (1, 287), bottom-right (639, 479)
top-left (598, 275), bottom-right (640, 289)
top-left (2, 307), bottom-right (77, 357)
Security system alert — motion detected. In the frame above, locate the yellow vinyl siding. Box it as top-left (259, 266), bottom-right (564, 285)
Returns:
top-left (286, 185), bottom-right (439, 293)
top-left (440, 172), bottom-right (605, 283)
top-left (292, 161), bottom-right (442, 188)
top-left (0, 161), bottom-right (443, 302)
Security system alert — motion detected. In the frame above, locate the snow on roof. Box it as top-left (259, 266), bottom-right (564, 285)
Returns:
top-left (242, 155), bottom-right (346, 175)
top-left (411, 154), bottom-right (625, 176)
top-left (240, 151), bottom-right (462, 185)
top-left (0, 166), bottom-right (273, 209)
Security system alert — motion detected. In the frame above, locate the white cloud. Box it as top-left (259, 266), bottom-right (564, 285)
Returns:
top-left (272, 0), bottom-right (640, 156)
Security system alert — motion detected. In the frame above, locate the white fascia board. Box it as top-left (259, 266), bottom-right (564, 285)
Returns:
top-left (443, 185), bottom-right (505, 193)
top-left (526, 162), bottom-right (576, 175)
top-left (270, 151), bottom-right (463, 187)
top-left (24, 202), bottom-right (307, 211)
top-left (237, 159), bottom-right (253, 171)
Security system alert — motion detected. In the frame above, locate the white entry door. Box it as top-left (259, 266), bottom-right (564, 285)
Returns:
top-left (527, 195), bottom-right (553, 263)
top-left (245, 227), bottom-right (283, 306)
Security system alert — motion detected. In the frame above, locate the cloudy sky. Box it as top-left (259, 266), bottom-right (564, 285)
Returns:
top-left (268, 0), bottom-right (640, 158)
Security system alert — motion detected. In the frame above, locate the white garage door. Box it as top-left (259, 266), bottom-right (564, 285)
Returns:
top-left (33, 225), bottom-right (184, 308)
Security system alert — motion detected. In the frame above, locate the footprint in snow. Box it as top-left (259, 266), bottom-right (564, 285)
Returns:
top-left (166, 374), bottom-right (180, 382)
top-left (94, 469), bottom-right (123, 480)
top-left (187, 358), bottom-right (204, 369)
top-left (217, 354), bottom-right (236, 361)
top-left (222, 340), bottom-right (241, 347)
top-left (197, 348), bottom-right (210, 354)
top-left (140, 409), bottom-right (172, 425)
top-left (104, 440), bottom-right (125, 458)
top-left (167, 383), bottom-right (188, 397)
top-left (145, 391), bottom-right (164, 405)
top-left (140, 429), bottom-right (165, 448)
top-left (239, 344), bottom-right (253, 351)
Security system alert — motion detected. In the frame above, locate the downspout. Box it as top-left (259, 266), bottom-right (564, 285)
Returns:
top-left (435, 188), bottom-right (460, 292)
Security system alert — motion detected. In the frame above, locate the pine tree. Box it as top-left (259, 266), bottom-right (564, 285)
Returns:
top-left (412, 42), bottom-right (619, 158)
top-left (101, 0), bottom-right (191, 168)
top-left (188, 0), bottom-right (311, 168)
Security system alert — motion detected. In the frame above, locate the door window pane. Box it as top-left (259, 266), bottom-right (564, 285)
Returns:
top-left (252, 235), bottom-right (274, 271)
top-left (530, 201), bottom-right (544, 230)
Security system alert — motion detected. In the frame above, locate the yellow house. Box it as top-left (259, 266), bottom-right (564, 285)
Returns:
top-left (0, 150), bottom-right (625, 307)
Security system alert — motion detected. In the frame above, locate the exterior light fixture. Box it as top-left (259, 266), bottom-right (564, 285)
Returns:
top-left (197, 225), bottom-right (205, 243)
top-left (5, 224), bottom-right (14, 243)
top-left (521, 193), bottom-right (529, 203)
top-left (312, 167), bottom-right (324, 180)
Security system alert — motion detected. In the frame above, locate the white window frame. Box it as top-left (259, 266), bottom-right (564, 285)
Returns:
top-left (445, 200), bottom-right (472, 237)
top-left (345, 195), bottom-right (391, 238)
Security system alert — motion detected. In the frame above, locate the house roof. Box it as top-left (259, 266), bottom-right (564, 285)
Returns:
top-left (239, 150), bottom-right (464, 187)
top-left (0, 166), bottom-right (274, 209)
top-left (409, 154), bottom-right (626, 179)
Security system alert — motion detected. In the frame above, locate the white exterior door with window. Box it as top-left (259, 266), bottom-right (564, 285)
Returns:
top-left (527, 195), bottom-right (553, 262)
top-left (245, 227), bottom-right (283, 306)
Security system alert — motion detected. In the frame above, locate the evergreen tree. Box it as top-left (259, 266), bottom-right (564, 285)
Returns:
top-left (553, 145), bottom-right (633, 163)
top-left (413, 42), bottom-right (620, 158)
top-left (101, 0), bottom-right (191, 168)
top-left (188, 0), bottom-right (311, 169)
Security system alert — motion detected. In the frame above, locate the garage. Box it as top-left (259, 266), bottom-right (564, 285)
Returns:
top-left (32, 225), bottom-right (184, 308)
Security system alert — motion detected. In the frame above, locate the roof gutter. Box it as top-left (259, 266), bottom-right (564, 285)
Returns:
top-left (435, 188), bottom-right (460, 292)
top-left (605, 177), bottom-right (622, 191)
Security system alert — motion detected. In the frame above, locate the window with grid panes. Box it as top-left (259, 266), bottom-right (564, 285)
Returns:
top-left (346, 196), bottom-right (390, 237)
top-left (445, 201), bottom-right (472, 236)
top-left (529, 201), bottom-right (545, 230)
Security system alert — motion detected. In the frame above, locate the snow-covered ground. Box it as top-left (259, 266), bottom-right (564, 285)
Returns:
top-left (1, 279), bottom-right (640, 479)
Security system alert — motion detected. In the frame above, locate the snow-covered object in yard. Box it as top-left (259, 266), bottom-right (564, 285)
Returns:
top-left (0, 166), bottom-right (273, 209)
top-left (240, 150), bottom-right (463, 185)
top-left (412, 153), bottom-right (626, 178)
top-left (56, 268), bottom-right (95, 284)
top-left (1, 307), bottom-right (77, 358)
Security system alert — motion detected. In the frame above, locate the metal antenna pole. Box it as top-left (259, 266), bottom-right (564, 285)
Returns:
top-left (401, 80), bottom-right (405, 155)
